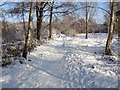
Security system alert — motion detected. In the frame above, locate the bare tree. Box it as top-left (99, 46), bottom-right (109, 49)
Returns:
top-left (85, 2), bottom-right (88, 39)
top-left (105, 1), bottom-right (115, 55)
top-left (22, 2), bottom-right (34, 59)
top-left (22, 2), bottom-right (26, 38)
top-left (48, 2), bottom-right (54, 40)
top-left (36, 2), bottom-right (48, 41)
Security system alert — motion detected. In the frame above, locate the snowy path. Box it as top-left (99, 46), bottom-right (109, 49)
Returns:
top-left (1, 33), bottom-right (118, 88)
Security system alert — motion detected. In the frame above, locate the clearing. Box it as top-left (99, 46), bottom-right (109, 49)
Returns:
top-left (1, 33), bottom-right (118, 88)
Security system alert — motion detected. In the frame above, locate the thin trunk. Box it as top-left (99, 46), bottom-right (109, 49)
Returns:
top-left (105, 1), bottom-right (115, 55)
top-left (22, 2), bottom-right (26, 39)
top-left (118, 19), bottom-right (120, 40)
top-left (22, 2), bottom-right (34, 59)
top-left (2, 16), bottom-right (6, 30)
top-left (86, 2), bottom-right (88, 39)
top-left (48, 2), bottom-right (54, 40)
top-left (36, 2), bottom-right (39, 40)
top-left (37, 2), bottom-right (44, 41)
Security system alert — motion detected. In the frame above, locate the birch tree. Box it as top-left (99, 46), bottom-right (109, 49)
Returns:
top-left (22, 2), bottom-right (34, 59)
top-left (105, 1), bottom-right (115, 55)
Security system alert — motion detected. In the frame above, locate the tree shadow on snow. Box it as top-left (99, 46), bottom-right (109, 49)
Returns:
top-left (28, 55), bottom-right (77, 83)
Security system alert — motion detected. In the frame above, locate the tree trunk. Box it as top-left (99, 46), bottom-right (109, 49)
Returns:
top-left (85, 2), bottom-right (88, 39)
top-left (48, 2), bottom-right (54, 40)
top-left (118, 18), bottom-right (120, 40)
top-left (105, 1), bottom-right (115, 55)
top-left (37, 2), bottom-right (44, 41)
top-left (36, 2), bottom-right (39, 40)
top-left (22, 2), bottom-right (26, 40)
top-left (22, 2), bottom-right (34, 59)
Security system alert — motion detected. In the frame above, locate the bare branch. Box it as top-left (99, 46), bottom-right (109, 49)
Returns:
top-left (87, 6), bottom-right (111, 15)
top-left (52, 10), bottom-right (69, 14)
top-left (0, 2), bottom-right (6, 7)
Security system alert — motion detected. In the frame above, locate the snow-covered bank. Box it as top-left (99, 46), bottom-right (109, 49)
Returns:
top-left (1, 33), bottom-right (118, 88)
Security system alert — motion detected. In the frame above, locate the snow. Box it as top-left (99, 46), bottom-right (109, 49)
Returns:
top-left (1, 33), bottom-right (118, 88)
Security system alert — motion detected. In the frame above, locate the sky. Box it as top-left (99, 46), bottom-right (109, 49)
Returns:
top-left (94, 2), bottom-right (110, 24)
top-left (0, 2), bottom-right (110, 24)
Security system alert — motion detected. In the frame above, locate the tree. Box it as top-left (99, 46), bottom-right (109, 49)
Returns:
top-left (36, 2), bottom-right (48, 41)
top-left (22, 2), bottom-right (26, 37)
top-left (105, 1), bottom-right (115, 55)
top-left (82, 1), bottom-right (118, 55)
top-left (85, 2), bottom-right (88, 39)
top-left (115, 2), bottom-right (120, 40)
top-left (77, 2), bottom-right (97, 39)
top-left (48, 2), bottom-right (54, 40)
top-left (22, 2), bottom-right (34, 59)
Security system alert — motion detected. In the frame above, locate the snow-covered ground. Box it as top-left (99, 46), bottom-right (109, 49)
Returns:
top-left (0, 33), bottom-right (118, 88)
